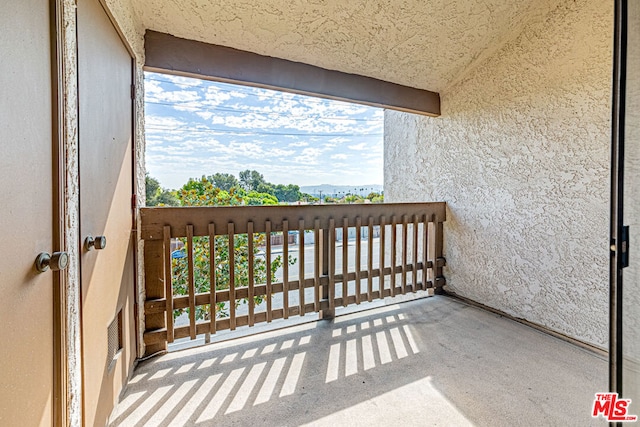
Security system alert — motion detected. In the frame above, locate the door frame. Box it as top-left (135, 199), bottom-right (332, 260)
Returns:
top-left (610, 0), bottom-right (627, 396)
top-left (51, 0), bottom-right (77, 425)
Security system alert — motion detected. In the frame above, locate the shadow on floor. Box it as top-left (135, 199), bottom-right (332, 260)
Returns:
top-left (109, 296), bottom-right (607, 427)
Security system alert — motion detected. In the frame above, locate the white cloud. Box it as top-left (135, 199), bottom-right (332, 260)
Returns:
top-left (204, 87), bottom-right (232, 104)
top-left (347, 143), bottom-right (367, 151)
top-left (143, 71), bottom-right (384, 189)
top-left (296, 147), bottom-right (323, 165)
top-left (146, 115), bottom-right (186, 128)
top-left (195, 111), bottom-right (215, 120)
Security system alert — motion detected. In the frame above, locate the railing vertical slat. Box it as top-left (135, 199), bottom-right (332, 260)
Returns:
top-left (355, 216), bottom-right (362, 304)
top-left (283, 220), bottom-right (289, 319)
top-left (412, 215), bottom-right (419, 292)
top-left (401, 215), bottom-right (408, 294)
top-left (379, 216), bottom-right (386, 300)
top-left (329, 218), bottom-right (336, 313)
top-left (298, 219), bottom-right (305, 316)
top-left (228, 222), bottom-right (236, 330)
top-left (163, 225), bottom-right (174, 343)
top-left (423, 215), bottom-right (430, 288)
top-left (187, 225), bottom-right (196, 340)
top-left (248, 221), bottom-right (255, 327)
top-left (143, 240), bottom-right (166, 356)
top-left (342, 217), bottom-right (348, 307)
top-left (367, 216), bottom-right (374, 302)
top-left (428, 221), bottom-right (435, 285)
top-left (314, 219), bottom-right (320, 312)
top-left (321, 227), bottom-right (331, 319)
top-left (208, 223), bottom-right (216, 334)
top-left (434, 220), bottom-right (445, 291)
top-left (266, 220), bottom-right (273, 322)
top-left (390, 216), bottom-right (397, 297)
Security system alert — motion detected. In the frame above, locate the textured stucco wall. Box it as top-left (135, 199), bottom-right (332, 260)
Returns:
top-left (385, 0), bottom-right (613, 347)
top-left (60, 2), bottom-right (82, 424)
top-left (131, 0), bottom-right (558, 92)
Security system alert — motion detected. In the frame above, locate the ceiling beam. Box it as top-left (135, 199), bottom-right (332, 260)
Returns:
top-left (144, 30), bottom-right (440, 117)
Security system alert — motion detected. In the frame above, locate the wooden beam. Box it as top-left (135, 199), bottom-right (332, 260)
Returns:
top-left (144, 30), bottom-right (440, 117)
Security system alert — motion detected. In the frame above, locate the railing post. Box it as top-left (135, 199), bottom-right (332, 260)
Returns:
top-left (319, 228), bottom-right (334, 319)
top-left (143, 239), bottom-right (168, 357)
top-left (433, 220), bottom-right (447, 294)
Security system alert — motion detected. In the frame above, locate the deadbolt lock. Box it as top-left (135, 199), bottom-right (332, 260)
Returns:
top-left (85, 235), bottom-right (107, 251)
top-left (35, 251), bottom-right (69, 273)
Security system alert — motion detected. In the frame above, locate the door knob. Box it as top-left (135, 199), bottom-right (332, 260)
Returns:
top-left (84, 235), bottom-right (107, 251)
top-left (35, 252), bottom-right (69, 273)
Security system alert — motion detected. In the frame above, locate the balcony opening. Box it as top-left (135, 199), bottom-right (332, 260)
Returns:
top-left (143, 71), bottom-right (384, 207)
top-left (141, 71), bottom-right (444, 353)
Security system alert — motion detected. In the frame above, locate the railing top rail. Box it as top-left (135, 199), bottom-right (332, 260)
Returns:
top-left (140, 202), bottom-right (446, 240)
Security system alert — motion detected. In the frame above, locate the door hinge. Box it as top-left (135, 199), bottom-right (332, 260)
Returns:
top-left (131, 193), bottom-right (137, 210)
top-left (622, 225), bottom-right (629, 268)
top-left (131, 84), bottom-right (136, 100)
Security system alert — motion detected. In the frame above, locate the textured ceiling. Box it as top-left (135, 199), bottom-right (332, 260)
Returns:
top-left (131, 0), bottom-right (558, 92)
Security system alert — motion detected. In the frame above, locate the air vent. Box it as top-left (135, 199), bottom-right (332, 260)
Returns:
top-left (107, 310), bottom-right (123, 370)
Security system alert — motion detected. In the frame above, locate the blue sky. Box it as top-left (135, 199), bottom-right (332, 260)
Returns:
top-left (144, 72), bottom-right (384, 190)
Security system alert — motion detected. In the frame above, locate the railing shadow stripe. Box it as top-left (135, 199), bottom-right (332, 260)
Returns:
top-left (117, 385), bottom-right (173, 426)
top-left (254, 356), bottom-right (287, 406)
top-left (142, 379), bottom-right (198, 427)
top-left (225, 362), bottom-right (267, 413)
top-left (114, 304), bottom-right (431, 426)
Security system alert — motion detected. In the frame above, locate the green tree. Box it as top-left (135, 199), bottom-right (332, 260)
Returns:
top-left (244, 191), bottom-right (278, 206)
top-left (239, 169), bottom-right (266, 191)
top-left (208, 173), bottom-right (239, 191)
top-left (273, 184), bottom-right (302, 202)
top-left (179, 177), bottom-right (243, 207)
top-left (145, 174), bottom-right (179, 206)
top-left (300, 193), bottom-right (318, 203)
top-left (172, 231), bottom-right (279, 320)
top-left (366, 192), bottom-right (384, 203)
top-left (256, 182), bottom-right (274, 195)
top-left (320, 191), bottom-right (383, 204)
top-left (344, 194), bottom-right (363, 204)
top-left (146, 174), bottom-right (161, 200)
top-left (172, 176), bottom-right (294, 322)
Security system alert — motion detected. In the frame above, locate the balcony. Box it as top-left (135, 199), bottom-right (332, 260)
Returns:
top-left (106, 202), bottom-right (608, 425)
top-left (110, 295), bottom-right (605, 426)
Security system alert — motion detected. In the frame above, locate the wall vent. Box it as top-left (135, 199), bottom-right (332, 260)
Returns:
top-left (107, 309), bottom-right (123, 370)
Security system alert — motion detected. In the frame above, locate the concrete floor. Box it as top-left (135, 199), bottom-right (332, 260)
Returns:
top-left (109, 296), bottom-right (608, 427)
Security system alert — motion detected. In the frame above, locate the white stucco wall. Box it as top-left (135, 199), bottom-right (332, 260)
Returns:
top-left (385, 0), bottom-right (613, 347)
top-left (131, 0), bottom-right (559, 92)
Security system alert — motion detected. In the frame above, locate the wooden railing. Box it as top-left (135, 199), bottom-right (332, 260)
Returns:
top-left (141, 203), bottom-right (446, 356)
